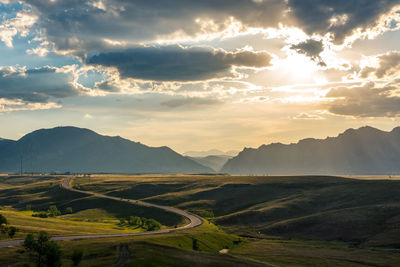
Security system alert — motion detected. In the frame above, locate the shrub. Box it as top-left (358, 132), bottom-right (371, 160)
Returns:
top-left (65, 207), bottom-right (73, 214)
top-left (192, 238), bottom-right (199, 251)
top-left (0, 214), bottom-right (7, 225)
top-left (48, 206), bottom-right (61, 217)
top-left (143, 218), bottom-right (161, 231)
top-left (128, 216), bottom-right (142, 226)
top-left (71, 249), bottom-right (84, 266)
top-left (8, 226), bottom-right (17, 238)
top-left (32, 211), bottom-right (49, 218)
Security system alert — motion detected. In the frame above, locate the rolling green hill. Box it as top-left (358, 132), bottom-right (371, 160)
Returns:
top-left (77, 175), bottom-right (400, 248)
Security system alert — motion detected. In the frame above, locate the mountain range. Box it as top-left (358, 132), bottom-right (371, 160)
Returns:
top-left (1, 125), bottom-right (400, 175)
top-left (0, 127), bottom-right (212, 174)
top-left (222, 126), bottom-right (400, 175)
top-left (188, 155), bottom-right (232, 172)
top-left (183, 149), bottom-right (239, 157)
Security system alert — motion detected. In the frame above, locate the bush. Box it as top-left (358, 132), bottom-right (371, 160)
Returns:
top-left (192, 238), bottom-right (199, 251)
top-left (48, 206), bottom-right (61, 217)
top-left (65, 207), bottom-right (73, 214)
top-left (32, 211), bottom-right (49, 218)
top-left (8, 226), bottom-right (17, 238)
top-left (0, 214), bottom-right (7, 225)
top-left (71, 249), bottom-right (84, 266)
top-left (128, 216), bottom-right (142, 226)
top-left (143, 218), bottom-right (161, 231)
top-left (119, 218), bottom-right (126, 225)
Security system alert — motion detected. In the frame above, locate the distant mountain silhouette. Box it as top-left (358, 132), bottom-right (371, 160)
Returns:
top-left (0, 126), bottom-right (212, 174)
top-left (188, 155), bottom-right (232, 172)
top-left (184, 149), bottom-right (239, 157)
top-left (222, 126), bottom-right (400, 175)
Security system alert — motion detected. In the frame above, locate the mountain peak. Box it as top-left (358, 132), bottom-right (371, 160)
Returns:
top-left (222, 125), bottom-right (400, 175)
top-left (391, 126), bottom-right (400, 133)
top-left (0, 126), bottom-right (212, 174)
top-left (18, 126), bottom-right (100, 143)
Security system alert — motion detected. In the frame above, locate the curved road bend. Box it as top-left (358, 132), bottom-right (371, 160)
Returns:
top-left (0, 177), bottom-right (203, 248)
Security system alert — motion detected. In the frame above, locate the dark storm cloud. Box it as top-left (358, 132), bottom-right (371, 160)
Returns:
top-left (326, 82), bottom-right (400, 117)
top-left (23, 0), bottom-right (287, 55)
top-left (290, 39), bottom-right (326, 66)
top-left (20, 0), bottom-right (400, 56)
top-left (0, 66), bottom-right (78, 103)
top-left (87, 46), bottom-right (273, 81)
top-left (288, 0), bottom-right (400, 44)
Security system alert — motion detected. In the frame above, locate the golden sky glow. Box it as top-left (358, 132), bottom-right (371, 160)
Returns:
top-left (1, 1), bottom-right (400, 153)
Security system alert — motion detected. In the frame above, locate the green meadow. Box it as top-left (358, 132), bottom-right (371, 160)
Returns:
top-left (1, 174), bottom-right (400, 266)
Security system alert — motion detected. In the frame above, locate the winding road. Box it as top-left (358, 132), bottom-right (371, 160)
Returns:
top-left (0, 177), bottom-right (203, 248)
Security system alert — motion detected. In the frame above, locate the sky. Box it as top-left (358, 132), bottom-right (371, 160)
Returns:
top-left (0, 0), bottom-right (400, 153)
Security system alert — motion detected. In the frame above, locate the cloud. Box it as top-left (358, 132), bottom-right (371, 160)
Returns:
top-left (21, 0), bottom-right (287, 55)
top-left (287, 0), bottom-right (400, 44)
top-left (0, 98), bottom-right (61, 113)
top-left (160, 96), bottom-right (221, 109)
top-left (290, 39), bottom-right (326, 66)
top-left (0, 66), bottom-right (79, 103)
top-left (0, 10), bottom-right (37, 47)
top-left (326, 82), bottom-right (400, 117)
top-left (88, 45), bottom-right (273, 82)
top-left (293, 112), bottom-right (324, 120)
top-left (17, 0), bottom-right (399, 57)
top-left (361, 51), bottom-right (400, 78)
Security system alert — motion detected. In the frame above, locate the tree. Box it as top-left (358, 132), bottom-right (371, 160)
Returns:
top-left (65, 207), bottom-right (73, 214)
top-left (45, 242), bottom-right (62, 267)
top-left (23, 231), bottom-right (62, 267)
top-left (143, 218), bottom-right (161, 231)
top-left (128, 216), bottom-right (141, 226)
top-left (0, 214), bottom-right (7, 225)
top-left (0, 214), bottom-right (8, 237)
top-left (192, 238), bottom-right (199, 251)
top-left (71, 249), bottom-right (84, 266)
top-left (8, 226), bottom-right (17, 238)
top-left (26, 204), bottom-right (32, 211)
top-left (48, 206), bottom-right (61, 217)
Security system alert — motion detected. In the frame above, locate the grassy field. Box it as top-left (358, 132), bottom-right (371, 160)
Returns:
top-left (0, 220), bottom-right (260, 266)
top-left (75, 174), bottom-right (400, 248)
top-left (0, 175), bottom-right (185, 240)
top-left (2, 174), bottom-right (400, 266)
top-left (231, 238), bottom-right (400, 266)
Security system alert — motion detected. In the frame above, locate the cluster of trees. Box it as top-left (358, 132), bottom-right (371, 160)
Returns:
top-left (23, 231), bottom-right (84, 267)
top-left (32, 206), bottom-right (73, 218)
top-left (0, 214), bottom-right (18, 238)
top-left (24, 232), bottom-right (62, 267)
top-left (119, 216), bottom-right (161, 231)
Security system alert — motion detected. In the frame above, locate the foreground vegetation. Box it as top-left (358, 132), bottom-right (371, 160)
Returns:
top-left (0, 175), bottom-right (184, 239)
top-left (76, 174), bottom-right (400, 248)
top-left (1, 174), bottom-right (400, 266)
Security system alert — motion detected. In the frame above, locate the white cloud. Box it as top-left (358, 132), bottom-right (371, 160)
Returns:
top-left (0, 10), bottom-right (37, 47)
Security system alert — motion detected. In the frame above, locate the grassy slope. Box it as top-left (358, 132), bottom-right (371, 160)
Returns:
top-left (0, 175), bottom-right (185, 239)
top-left (0, 221), bottom-right (260, 266)
top-left (0, 209), bottom-right (143, 238)
top-left (2, 175), bottom-right (400, 266)
top-left (77, 175), bottom-right (400, 248)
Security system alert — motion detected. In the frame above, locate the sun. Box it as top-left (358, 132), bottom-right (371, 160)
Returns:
top-left (276, 54), bottom-right (320, 83)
